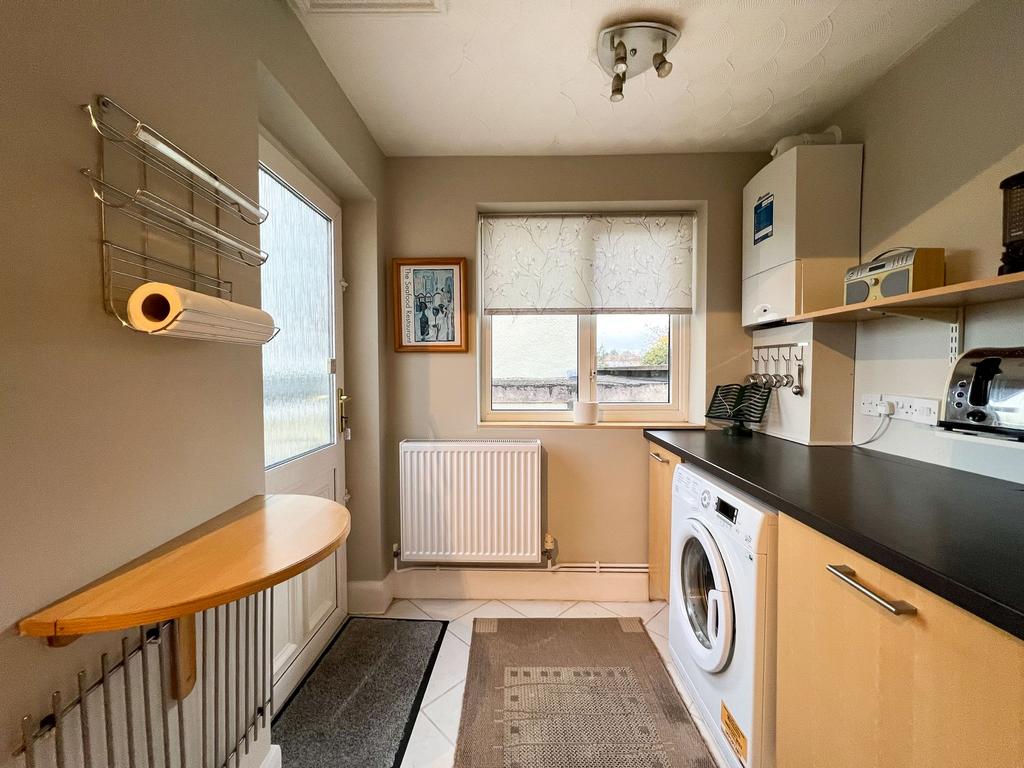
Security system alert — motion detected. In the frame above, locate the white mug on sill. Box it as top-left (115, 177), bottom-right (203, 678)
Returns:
top-left (572, 400), bottom-right (599, 425)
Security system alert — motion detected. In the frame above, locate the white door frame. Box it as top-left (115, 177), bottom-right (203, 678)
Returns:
top-left (258, 132), bottom-right (348, 709)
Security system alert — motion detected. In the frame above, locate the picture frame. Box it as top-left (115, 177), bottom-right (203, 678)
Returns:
top-left (392, 257), bottom-right (468, 352)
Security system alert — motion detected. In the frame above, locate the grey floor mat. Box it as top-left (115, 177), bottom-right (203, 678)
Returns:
top-left (274, 617), bottom-right (446, 768)
top-left (454, 617), bottom-right (716, 768)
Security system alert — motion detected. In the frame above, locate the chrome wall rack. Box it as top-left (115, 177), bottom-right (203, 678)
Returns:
top-left (82, 95), bottom-right (267, 331)
top-left (85, 97), bottom-right (267, 226)
top-left (12, 594), bottom-right (272, 768)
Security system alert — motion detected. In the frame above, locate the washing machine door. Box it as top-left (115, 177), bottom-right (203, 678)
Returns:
top-left (679, 517), bottom-right (734, 673)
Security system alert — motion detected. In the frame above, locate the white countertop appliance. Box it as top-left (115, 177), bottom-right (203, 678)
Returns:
top-left (669, 463), bottom-right (778, 768)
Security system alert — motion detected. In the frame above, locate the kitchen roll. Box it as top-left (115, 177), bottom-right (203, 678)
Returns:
top-left (573, 400), bottom-right (599, 425)
top-left (126, 282), bottom-right (277, 345)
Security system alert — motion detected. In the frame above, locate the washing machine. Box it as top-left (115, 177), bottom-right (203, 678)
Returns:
top-left (668, 463), bottom-right (777, 768)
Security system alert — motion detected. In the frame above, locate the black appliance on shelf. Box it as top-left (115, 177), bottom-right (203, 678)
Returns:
top-left (1000, 171), bottom-right (1024, 275)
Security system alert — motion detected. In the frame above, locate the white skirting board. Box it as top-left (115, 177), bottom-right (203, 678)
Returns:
top-left (258, 744), bottom-right (282, 768)
top-left (391, 567), bottom-right (649, 602)
top-left (349, 567), bottom-right (649, 610)
top-left (347, 573), bottom-right (396, 615)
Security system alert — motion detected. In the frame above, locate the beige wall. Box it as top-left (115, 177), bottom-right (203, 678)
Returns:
top-left (0, 0), bottom-right (382, 754)
top-left (826, 0), bottom-right (1024, 479)
top-left (381, 153), bottom-right (766, 565)
top-left (829, 0), bottom-right (1024, 283)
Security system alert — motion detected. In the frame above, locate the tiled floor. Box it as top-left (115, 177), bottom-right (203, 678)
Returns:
top-left (366, 598), bottom-right (675, 768)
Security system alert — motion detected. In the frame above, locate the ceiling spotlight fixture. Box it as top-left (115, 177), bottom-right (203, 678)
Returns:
top-left (610, 73), bottom-right (625, 102)
top-left (653, 40), bottom-right (673, 78)
top-left (597, 21), bottom-right (679, 102)
top-left (612, 40), bottom-right (628, 75)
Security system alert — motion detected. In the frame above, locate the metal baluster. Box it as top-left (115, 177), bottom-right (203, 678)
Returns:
top-left (176, 667), bottom-right (187, 768)
top-left (157, 625), bottom-right (172, 768)
top-left (223, 606), bottom-right (230, 768)
top-left (252, 595), bottom-right (259, 742)
top-left (243, 597), bottom-right (250, 755)
top-left (234, 601), bottom-right (241, 768)
top-left (202, 610), bottom-right (209, 768)
top-left (268, 590), bottom-right (274, 723)
top-left (140, 628), bottom-right (156, 768)
top-left (260, 591), bottom-right (267, 730)
top-left (79, 670), bottom-right (94, 768)
top-left (52, 691), bottom-right (66, 768)
top-left (214, 607), bottom-right (221, 768)
top-left (101, 654), bottom-right (115, 768)
top-left (20, 716), bottom-right (36, 768)
top-left (122, 637), bottom-right (137, 768)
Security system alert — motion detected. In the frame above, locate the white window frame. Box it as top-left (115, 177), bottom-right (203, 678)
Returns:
top-left (477, 204), bottom-right (700, 425)
top-left (479, 313), bottom-right (689, 424)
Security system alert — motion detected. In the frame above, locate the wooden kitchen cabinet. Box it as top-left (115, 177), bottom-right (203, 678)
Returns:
top-left (647, 441), bottom-right (680, 601)
top-left (776, 513), bottom-right (1024, 768)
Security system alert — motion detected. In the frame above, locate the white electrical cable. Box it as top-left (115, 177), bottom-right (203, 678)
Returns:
top-left (853, 414), bottom-right (892, 447)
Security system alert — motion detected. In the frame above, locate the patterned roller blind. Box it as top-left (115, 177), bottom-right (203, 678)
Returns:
top-left (480, 213), bottom-right (695, 314)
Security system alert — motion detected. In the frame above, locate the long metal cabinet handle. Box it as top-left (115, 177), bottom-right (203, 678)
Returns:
top-left (827, 564), bottom-right (917, 615)
top-left (649, 451), bottom-right (668, 464)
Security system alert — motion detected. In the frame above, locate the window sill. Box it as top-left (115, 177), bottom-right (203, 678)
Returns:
top-left (476, 421), bottom-right (705, 430)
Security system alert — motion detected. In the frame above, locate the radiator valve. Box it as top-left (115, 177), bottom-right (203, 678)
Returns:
top-left (542, 533), bottom-right (556, 562)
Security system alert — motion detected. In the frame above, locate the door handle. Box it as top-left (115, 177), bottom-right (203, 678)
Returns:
top-left (707, 589), bottom-right (721, 640)
top-left (649, 451), bottom-right (668, 464)
top-left (337, 387), bottom-right (350, 428)
top-left (826, 564), bottom-right (917, 615)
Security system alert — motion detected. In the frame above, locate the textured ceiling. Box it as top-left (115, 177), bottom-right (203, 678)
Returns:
top-left (292, 0), bottom-right (977, 156)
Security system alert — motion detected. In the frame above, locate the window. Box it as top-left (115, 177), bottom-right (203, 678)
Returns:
top-left (596, 314), bottom-right (671, 404)
top-left (259, 165), bottom-right (336, 466)
top-left (479, 213), bottom-right (694, 423)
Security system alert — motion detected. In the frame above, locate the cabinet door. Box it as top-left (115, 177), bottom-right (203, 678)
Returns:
top-left (777, 513), bottom-right (887, 768)
top-left (778, 514), bottom-right (1024, 768)
top-left (647, 443), bottom-right (679, 601)
top-left (876, 566), bottom-right (1024, 765)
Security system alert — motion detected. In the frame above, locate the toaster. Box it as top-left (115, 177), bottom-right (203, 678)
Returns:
top-left (939, 347), bottom-right (1024, 440)
top-left (843, 247), bottom-right (945, 304)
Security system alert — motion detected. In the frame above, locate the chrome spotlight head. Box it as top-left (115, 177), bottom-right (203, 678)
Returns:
top-left (653, 51), bottom-right (673, 78)
top-left (610, 73), bottom-right (624, 102)
top-left (613, 40), bottom-right (628, 75)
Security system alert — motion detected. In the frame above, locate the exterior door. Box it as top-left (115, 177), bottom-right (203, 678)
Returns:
top-left (258, 135), bottom-right (347, 709)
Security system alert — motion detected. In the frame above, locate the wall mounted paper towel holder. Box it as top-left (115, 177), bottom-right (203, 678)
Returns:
top-left (81, 94), bottom-right (276, 343)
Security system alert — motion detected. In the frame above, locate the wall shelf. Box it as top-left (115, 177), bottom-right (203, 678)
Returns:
top-left (19, 494), bottom-right (350, 640)
top-left (788, 272), bottom-right (1024, 323)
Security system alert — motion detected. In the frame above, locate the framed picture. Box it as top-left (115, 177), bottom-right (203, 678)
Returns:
top-left (392, 257), bottom-right (468, 352)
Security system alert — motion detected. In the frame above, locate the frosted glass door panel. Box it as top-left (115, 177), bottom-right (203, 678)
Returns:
top-left (259, 167), bottom-right (335, 468)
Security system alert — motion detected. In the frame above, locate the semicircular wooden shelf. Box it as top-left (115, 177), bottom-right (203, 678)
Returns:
top-left (20, 494), bottom-right (351, 639)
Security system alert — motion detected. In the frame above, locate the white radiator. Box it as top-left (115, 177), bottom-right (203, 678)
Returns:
top-left (399, 439), bottom-right (542, 563)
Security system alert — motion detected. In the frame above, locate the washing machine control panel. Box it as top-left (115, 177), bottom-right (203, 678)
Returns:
top-left (673, 463), bottom-right (776, 556)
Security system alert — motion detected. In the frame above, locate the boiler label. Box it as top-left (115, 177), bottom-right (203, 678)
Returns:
top-left (754, 193), bottom-right (774, 245)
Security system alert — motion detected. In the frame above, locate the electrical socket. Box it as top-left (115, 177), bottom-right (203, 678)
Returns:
top-left (860, 395), bottom-right (894, 416)
top-left (860, 393), bottom-right (940, 425)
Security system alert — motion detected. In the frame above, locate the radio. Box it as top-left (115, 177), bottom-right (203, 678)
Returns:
top-left (843, 247), bottom-right (945, 305)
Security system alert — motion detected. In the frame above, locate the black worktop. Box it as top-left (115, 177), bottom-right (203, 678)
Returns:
top-left (644, 429), bottom-right (1024, 640)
